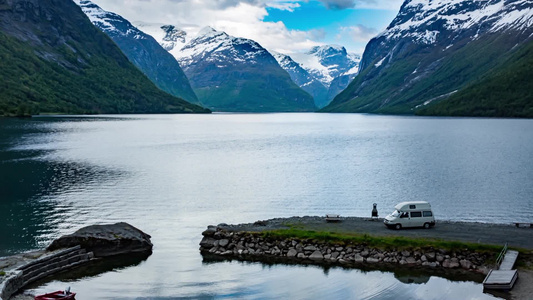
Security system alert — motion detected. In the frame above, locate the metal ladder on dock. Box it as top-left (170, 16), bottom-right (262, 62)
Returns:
top-left (483, 243), bottom-right (519, 290)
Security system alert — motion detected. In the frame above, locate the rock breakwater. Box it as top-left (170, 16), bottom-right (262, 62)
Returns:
top-left (199, 225), bottom-right (493, 273)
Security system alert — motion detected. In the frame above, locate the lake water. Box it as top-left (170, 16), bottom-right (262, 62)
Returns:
top-left (1, 113), bottom-right (532, 299)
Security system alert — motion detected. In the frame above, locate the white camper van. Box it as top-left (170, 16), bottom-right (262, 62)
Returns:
top-left (384, 201), bottom-right (435, 230)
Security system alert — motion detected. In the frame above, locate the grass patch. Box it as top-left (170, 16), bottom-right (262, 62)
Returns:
top-left (261, 228), bottom-right (502, 254)
top-left (0, 270), bottom-right (5, 276)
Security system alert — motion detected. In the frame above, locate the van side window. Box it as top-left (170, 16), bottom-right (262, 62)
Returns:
top-left (409, 205), bottom-right (416, 209)
top-left (411, 211), bottom-right (422, 218)
top-left (400, 212), bottom-right (409, 218)
top-left (423, 211), bottom-right (433, 217)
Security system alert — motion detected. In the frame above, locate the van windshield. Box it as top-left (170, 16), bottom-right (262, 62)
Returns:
top-left (390, 210), bottom-right (400, 217)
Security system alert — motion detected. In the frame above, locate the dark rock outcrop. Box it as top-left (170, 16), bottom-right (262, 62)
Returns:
top-left (47, 222), bottom-right (153, 257)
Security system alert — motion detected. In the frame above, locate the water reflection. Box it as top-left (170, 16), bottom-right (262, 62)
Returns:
top-left (201, 253), bottom-right (486, 283)
top-left (197, 257), bottom-right (498, 300)
top-left (24, 253), bottom-right (151, 297)
top-left (0, 118), bottom-right (126, 256)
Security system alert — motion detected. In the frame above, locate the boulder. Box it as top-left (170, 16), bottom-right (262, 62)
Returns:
top-left (460, 259), bottom-right (473, 269)
top-left (405, 257), bottom-right (417, 264)
top-left (426, 252), bottom-right (436, 261)
top-left (219, 239), bottom-right (230, 247)
top-left (367, 257), bottom-right (379, 263)
top-left (309, 250), bottom-right (324, 261)
top-left (202, 225), bottom-right (217, 237)
top-left (442, 259), bottom-right (459, 268)
top-left (47, 222), bottom-right (153, 257)
top-left (200, 237), bottom-right (217, 249)
top-left (287, 249), bottom-right (298, 257)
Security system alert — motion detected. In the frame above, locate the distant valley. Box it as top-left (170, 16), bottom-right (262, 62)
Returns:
top-left (0, 0), bottom-right (531, 117)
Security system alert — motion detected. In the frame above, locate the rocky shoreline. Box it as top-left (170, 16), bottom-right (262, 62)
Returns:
top-left (199, 225), bottom-right (494, 274)
top-left (0, 222), bottom-right (152, 300)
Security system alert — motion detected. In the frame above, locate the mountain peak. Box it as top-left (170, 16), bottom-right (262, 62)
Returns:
top-left (309, 45), bottom-right (347, 56)
top-left (197, 26), bottom-right (226, 38)
top-left (323, 0), bottom-right (533, 117)
top-left (381, 0), bottom-right (533, 44)
top-left (76, 0), bottom-right (199, 104)
top-left (161, 25), bottom-right (186, 43)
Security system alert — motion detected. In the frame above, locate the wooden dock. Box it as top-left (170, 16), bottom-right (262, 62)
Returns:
top-left (483, 244), bottom-right (519, 290)
top-left (499, 250), bottom-right (518, 270)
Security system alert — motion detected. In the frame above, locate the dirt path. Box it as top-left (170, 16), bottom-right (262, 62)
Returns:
top-left (222, 216), bottom-right (533, 249)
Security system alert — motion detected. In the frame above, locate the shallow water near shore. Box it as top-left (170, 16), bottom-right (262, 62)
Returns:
top-left (2, 113), bottom-right (532, 299)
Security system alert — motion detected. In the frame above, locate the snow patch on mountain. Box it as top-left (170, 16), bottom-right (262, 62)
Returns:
top-left (134, 22), bottom-right (189, 58)
top-left (290, 45), bottom-right (360, 87)
top-left (74, 0), bottom-right (136, 37)
top-left (379, 0), bottom-right (533, 44)
top-left (178, 27), bottom-right (268, 68)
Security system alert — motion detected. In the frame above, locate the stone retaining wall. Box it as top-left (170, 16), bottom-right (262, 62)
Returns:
top-left (0, 246), bottom-right (94, 300)
top-left (199, 226), bottom-right (493, 273)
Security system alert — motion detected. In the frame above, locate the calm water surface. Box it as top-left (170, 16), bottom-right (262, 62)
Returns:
top-left (1, 113), bottom-right (532, 299)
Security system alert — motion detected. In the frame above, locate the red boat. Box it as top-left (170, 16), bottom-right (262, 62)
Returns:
top-left (35, 288), bottom-right (75, 300)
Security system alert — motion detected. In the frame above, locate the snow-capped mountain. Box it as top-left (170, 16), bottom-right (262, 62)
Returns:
top-left (291, 45), bottom-right (361, 88)
top-left (75, 0), bottom-right (198, 104)
top-left (324, 0), bottom-right (533, 116)
top-left (286, 45), bottom-right (360, 107)
top-left (135, 22), bottom-right (189, 59)
top-left (271, 52), bottom-right (328, 108)
top-left (135, 22), bottom-right (356, 108)
top-left (174, 27), bottom-right (315, 112)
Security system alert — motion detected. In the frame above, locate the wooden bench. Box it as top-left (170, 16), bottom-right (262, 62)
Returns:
top-left (325, 214), bottom-right (341, 222)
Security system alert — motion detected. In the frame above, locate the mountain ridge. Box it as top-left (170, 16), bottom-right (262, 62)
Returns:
top-left (75, 0), bottom-right (199, 104)
top-left (0, 0), bottom-right (208, 115)
top-left (323, 0), bottom-right (533, 117)
top-left (175, 26), bottom-right (316, 112)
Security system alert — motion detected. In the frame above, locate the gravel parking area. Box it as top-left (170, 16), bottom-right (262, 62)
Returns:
top-left (221, 216), bottom-right (533, 249)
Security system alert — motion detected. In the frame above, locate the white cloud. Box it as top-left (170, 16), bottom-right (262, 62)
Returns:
top-left (318, 0), bottom-right (356, 10)
top-left (319, 0), bottom-right (403, 10)
top-left (87, 0), bottom-right (401, 54)
top-left (90, 0), bottom-right (324, 53)
top-left (337, 24), bottom-right (379, 42)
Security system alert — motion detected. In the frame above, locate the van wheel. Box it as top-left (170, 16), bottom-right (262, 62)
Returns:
top-left (395, 224), bottom-right (402, 230)
top-left (423, 223), bottom-right (430, 229)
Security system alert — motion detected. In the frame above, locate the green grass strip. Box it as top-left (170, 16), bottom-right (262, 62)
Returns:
top-left (261, 229), bottom-right (502, 253)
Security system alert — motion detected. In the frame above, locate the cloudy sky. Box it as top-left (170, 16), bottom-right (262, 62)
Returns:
top-left (89, 0), bottom-right (404, 54)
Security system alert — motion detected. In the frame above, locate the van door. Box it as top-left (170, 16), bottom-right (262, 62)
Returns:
top-left (409, 211), bottom-right (423, 227)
